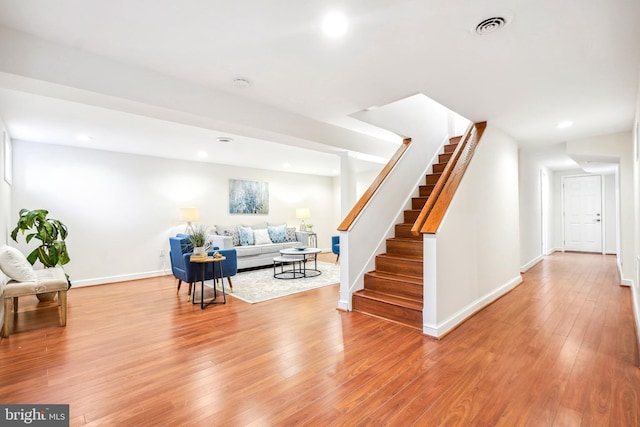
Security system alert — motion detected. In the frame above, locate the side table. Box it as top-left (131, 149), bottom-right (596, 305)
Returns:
top-left (190, 254), bottom-right (226, 309)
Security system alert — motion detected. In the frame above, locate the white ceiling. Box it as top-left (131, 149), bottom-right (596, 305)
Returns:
top-left (0, 0), bottom-right (638, 175)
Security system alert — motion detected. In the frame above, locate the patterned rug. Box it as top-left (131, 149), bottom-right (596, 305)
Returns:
top-left (204, 261), bottom-right (340, 304)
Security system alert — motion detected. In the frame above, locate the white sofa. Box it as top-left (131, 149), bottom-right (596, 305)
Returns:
top-left (207, 222), bottom-right (312, 270)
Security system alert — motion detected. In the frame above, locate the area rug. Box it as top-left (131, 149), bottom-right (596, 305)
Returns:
top-left (205, 261), bottom-right (340, 304)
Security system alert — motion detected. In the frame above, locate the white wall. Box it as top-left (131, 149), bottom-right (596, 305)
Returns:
top-left (424, 124), bottom-right (521, 336)
top-left (0, 116), bottom-right (9, 245)
top-left (0, 115), bottom-right (10, 332)
top-left (567, 131), bottom-right (633, 283)
top-left (604, 173), bottom-right (617, 254)
top-left (518, 149), bottom-right (543, 270)
top-left (11, 140), bottom-right (338, 286)
top-left (632, 69), bottom-right (640, 358)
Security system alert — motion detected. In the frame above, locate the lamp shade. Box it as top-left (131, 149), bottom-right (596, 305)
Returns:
top-left (295, 208), bottom-right (310, 219)
top-left (179, 207), bottom-right (200, 222)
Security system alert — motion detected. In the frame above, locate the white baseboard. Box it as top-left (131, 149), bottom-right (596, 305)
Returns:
top-left (621, 278), bottom-right (633, 287)
top-left (520, 255), bottom-right (543, 273)
top-left (71, 270), bottom-right (169, 288)
top-left (337, 300), bottom-right (349, 311)
top-left (422, 274), bottom-right (523, 338)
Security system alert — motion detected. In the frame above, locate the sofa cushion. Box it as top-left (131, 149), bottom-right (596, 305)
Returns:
top-left (268, 224), bottom-right (288, 243)
top-left (253, 228), bottom-right (272, 245)
top-left (234, 245), bottom-right (263, 257)
top-left (0, 245), bottom-right (37, 282)
top-left (3, 267), bottom-right (68, 297)
top-left (238, 226), bottom-right (254, 246)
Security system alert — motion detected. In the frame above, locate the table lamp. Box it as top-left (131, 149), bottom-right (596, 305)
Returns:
top-left (179, 207), bottom-right (200, 234)
top-left (296, 207), bottom-right (310, 231)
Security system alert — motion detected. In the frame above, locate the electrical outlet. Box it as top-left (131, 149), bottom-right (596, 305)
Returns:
top-left (159, 249), bottom-right (165, 257)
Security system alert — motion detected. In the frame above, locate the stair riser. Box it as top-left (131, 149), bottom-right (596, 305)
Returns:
top-left (412, 197), bottom-right (428, 210)
top-left (419, 185), bottom-right (435, 197)
top-left (404, 210), bottom-right (420, 222)
top-left (439, 153), bottom-right (452, 163)
top-left (386, 240), bottom-right (423, 259)
top-left (444, 143), bottom-right (458, 153)
top-left (364, 274), bottom-right (423, 300)
top-left (376, 256), bottom-right (423, 277)
top-left (395, 224), bottom-right (421, 239)
top-left (425, 174), bottom-right (441, 185)
top-left (352, 295), bottom-right (422, 329)
top-left (432, 163), bottom-right (446, 173)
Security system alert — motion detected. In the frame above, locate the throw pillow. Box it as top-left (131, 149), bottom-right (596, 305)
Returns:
top-left (237, 226), bottom-right (254, 246)
top-left (180, 238), bottom-right (194, 254)
top-left (253, 228), bottom-right (273, 245)
top-left (223, 228), bottom-right (240, 246)
top-left (286, 227), bottom-right (297, 242)
top-left (268, 224), bottom-right (288, 243)
top-left (0, 245), bottom-right (37, 282)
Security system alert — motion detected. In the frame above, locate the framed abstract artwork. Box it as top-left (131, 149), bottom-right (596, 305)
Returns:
top-left (229, 179), bottom-right (269, 214)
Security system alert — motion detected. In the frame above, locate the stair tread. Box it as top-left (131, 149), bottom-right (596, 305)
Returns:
top-left (365, 270), bottom-right (423, 284)
top-left (354, 289), bottom-right (422, 309)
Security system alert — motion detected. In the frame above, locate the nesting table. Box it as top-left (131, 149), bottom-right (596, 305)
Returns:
top-left (273, 247), bottom-right (322, 279)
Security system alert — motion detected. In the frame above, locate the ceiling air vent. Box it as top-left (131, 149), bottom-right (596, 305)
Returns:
top-left (475, 17), bottom-right (507, 35)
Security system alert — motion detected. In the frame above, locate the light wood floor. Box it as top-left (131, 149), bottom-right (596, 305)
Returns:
top-left (0, 252), bottom-right (638, 426)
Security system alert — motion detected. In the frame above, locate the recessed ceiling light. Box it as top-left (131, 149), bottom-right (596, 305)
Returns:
top-left (322, 12), bottom-right (348, 37)
top-left (197, 151), bottom-right (208, 158)
top-left (557, 121), bottom-right (573, 129)
top-left (76, 134), bottom-right (92, 142)
top-left (233, 78), bottom-right (250, 89)
top-left (216, 137), bottom-right (234, 143)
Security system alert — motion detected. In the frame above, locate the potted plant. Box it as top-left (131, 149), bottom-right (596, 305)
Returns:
top-left (189, 225), bottom-right (208, 255)
top-left (11, 208), bottom-right (71, 300)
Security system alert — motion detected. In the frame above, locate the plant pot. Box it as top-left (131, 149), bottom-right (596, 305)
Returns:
top-left (36, 292), bottom-right (57, 302)
top-left (193, 246), bottom-right (205, 255)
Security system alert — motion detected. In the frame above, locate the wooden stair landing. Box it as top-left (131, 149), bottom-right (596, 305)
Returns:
top-left (352, 137), bottom-right (460, 330)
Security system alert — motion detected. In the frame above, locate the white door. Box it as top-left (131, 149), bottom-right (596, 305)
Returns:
top-left (563, 175), bottom-right (602, 252)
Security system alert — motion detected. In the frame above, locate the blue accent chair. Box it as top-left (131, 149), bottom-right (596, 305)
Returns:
top-left (331, 235), bottom-right (340, 262)
top-left (169, 235), bottom-right (238, 299)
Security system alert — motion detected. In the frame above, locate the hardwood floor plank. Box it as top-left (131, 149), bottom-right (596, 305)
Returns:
top-left (0, 252), bottom-right (638, 426)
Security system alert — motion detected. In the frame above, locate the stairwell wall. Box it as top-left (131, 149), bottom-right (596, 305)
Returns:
top-left (423, 125), bottom-right (522, 337)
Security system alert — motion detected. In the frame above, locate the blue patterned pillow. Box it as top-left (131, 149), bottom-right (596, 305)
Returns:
top-left (268, 224), bottom-right (287, 243)
top-left (237, 226), bottom-right (254, 246)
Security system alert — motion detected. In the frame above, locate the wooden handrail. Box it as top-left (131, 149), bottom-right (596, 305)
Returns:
top-left (420, 121), bottom-right (487, 234)
top-left (337, 138), bottom-right (412, 231)
top-left (410, 122), bottom-right (475, 236)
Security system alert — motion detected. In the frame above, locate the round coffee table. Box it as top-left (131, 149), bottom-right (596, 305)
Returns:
top-left (278, 247), bottom-right (322, 278)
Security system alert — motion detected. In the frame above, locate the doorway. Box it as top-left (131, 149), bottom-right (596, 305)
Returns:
top-left (563, 175), bottom-right (603, 253)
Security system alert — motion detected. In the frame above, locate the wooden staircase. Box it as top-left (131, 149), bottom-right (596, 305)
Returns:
top-left (351, 136), bottom-right (461, 330)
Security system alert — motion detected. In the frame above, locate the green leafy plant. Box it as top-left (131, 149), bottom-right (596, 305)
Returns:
top-left (11, 208), bottom-right (70, 268)
top-left (188, 225), bottom-right (207, 247)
